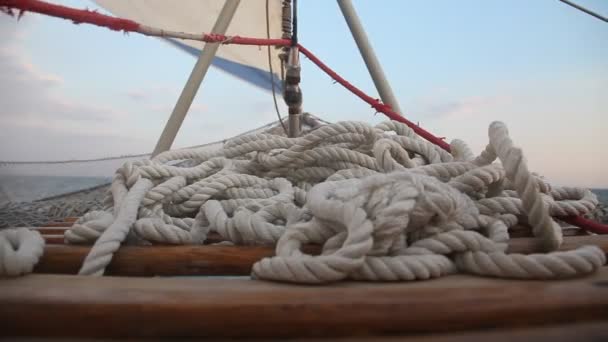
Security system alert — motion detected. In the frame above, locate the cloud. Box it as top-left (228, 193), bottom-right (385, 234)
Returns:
top-left (123, 85), bottom-right (177, 102)
top-left (0, 17), bottom-right (142, 160)
top-left (414, 95), bottom-right (513, 121)
top-left (0, 63), bottom-right (123, 126)
top-left (124, 89), bottom-right (147, 101)
top-left (145, 102), bottom-right (207, 118)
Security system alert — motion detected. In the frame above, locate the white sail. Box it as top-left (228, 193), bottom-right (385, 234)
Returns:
top-left (94, 0), bottom-right (285, 91)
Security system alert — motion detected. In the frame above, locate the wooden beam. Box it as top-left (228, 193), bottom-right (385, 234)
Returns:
top-left (30, 227), bottom-right (68, 235)
top-left (508, 234), bottom-right (608, 254)
top-left (41, 235), bottom-right (65, 244)
top-left (0, 270), bottom-right (607, 338)
top-left (40, 221), bottom-right (73, 227)
top-left (33, 235), bottom-right (608, 277)
top-left (34, 244), bottom-right (276, 276)
top-left (32, 230), bottom-right (225, 245)
top-left (328, 322), bottom-right (608, 341)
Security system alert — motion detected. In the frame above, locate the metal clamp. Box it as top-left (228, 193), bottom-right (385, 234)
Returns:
top-left (283, 46), bottom-right (302, 137)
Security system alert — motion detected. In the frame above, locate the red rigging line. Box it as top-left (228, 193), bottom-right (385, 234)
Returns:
top-left (0, 0), bottom-right (291, 46)
top-left (2, 0), bottom-right (607, 235)
top-left (1, 0), bottom-right (140, 31)
top-left (297, 45), bottom-right (452, 151)
top-left (0, 0), bottom-right (449, 150)
top-left (562, 216), bottom-right (608, 235)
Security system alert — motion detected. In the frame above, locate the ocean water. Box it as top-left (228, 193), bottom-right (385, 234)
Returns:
top-left (593, 189), bottom-right (608, 206)
top-left (0, 175), bottom-right (111, 204)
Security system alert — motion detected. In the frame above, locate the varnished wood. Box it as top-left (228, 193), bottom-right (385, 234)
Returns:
top-left (507, 234), bottom-right (608, 254)
top-left (29, 227), bottom-right (68, 235)
top-left (33, 217), bottom-right (77, 228)
top-left (38, 232), bottom-right (225, 246)
top-left (41, 235), bottom-right (65, 244)
top-left (33, 231), bottom-right (223, 245)
top-left (39, 221), bottom-right (73, 227)
top-left (508, 225), bottom-right (586, 238)
top-left (34, 244), bottom-right (277, 276)
top-left (299, 321), bottom-right (608, 341)
top-left (33, 235), bottom-right (608, 277)
top-left (204, 231), bottom-right (227, 244)
top-left (3, 322), bottom-right (607, 341)
top-left (0, 270), bottom-right (607, 338)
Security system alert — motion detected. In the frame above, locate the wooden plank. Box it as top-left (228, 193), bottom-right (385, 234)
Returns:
top-left (39, 233), bottom-right (223, 246)
top-left (298, 321), bottom-right (608, 341)
top-left (0, 270), bottom-right (607, 338)
top-left (42, 217), bottom-right (78, 225)
top-left (412, 321), bottom-right (608, 342)
top-left (39, 222), bottom-right (72, 228)
top-left (41, 235), bottom-right (65, 244)
top-left (507, 234), bottom-right (608, 254)
top-left (509, 225), bottom-right (586, 238)
top-left (508, 224), bottom-right (532, 238)
top-left (31, 230), bottom-right (246, 246)
top-left (33, 235), bottom-right (608, 277)
top-left (3, 322), bottom-right (607, 341)
top-left (29, 227), bottom-right (68, 235)
top-left (204, 231), bottom-right (227, 244)
top-left (34, 244), bottom-right (277, 276)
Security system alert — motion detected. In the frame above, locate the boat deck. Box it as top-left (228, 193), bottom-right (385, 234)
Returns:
top-left (1, 218), bottom-right (607, 340)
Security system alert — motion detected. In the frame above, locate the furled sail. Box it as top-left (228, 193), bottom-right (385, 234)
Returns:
top-left (94, 0), bottom-right (285, 91)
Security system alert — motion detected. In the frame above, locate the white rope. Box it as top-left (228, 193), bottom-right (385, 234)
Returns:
top-left (4, 119), bottom-right (605, 281)
top-left (78, 178), bottom-right (153, 276)
top-left (64, 210), bottom-right (114, 244)
top-left (0, 228), bottom-right (44, 276)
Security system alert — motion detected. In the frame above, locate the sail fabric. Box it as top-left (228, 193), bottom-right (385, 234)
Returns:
top-left (94, 0), bottom-right (284, 91)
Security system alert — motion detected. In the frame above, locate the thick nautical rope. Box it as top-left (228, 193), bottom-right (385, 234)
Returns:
top-left (252, 172), bottom-right (604, 283)
top-left (5, 119), bottom-right (604, 280)
top-left (0, 228), bottom-right (44, 276)
top-left (78, 178), bottom-right (153, 276)
top-left (69, 120), bottom-right (606, 279)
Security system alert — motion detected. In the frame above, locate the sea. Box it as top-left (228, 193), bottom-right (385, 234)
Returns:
top-left (594, 188), bottom-right (608, 206)
top-left (0, 175), bottom-right (111, 204)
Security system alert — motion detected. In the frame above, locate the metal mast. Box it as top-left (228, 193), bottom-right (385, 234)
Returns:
top-left (152, 0), bottom-right (241, 157)
top-left (337, 0), bottom-right (403, 115)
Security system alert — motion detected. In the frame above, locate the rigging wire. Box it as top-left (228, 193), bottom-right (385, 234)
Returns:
top-left (266, 0), bottom-right (288, 135)
top-left (558, 0), bottom-right (608, 23)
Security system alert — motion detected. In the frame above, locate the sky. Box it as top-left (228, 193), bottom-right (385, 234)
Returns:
top-left (0, 0), bottom-right (606, 188)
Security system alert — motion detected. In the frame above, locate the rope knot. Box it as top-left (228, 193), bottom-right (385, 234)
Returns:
top-left (0, 228), bottom-right (44, 277)
top-left (252, 172), bottom-right (481, 283)
top-left (35, 119), bottom-right (603, 281)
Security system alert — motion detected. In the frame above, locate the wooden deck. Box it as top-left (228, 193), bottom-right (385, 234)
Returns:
top-left (1, 218), bottom-right (607, 340)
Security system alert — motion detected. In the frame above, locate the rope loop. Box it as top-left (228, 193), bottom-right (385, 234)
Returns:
top-left (4, 119), bottom-right (604, 280)
top-left (0, 228), bottom-right (45, 277)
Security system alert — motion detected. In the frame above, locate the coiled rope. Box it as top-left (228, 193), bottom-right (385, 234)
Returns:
top-left (2, 0), bottom-right (606, 233)
top-left (1, 119), bottom-right (604, 281)
top-left (0, 0), bottom-right (605, 279)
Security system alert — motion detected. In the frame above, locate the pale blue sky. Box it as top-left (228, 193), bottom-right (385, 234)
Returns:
top-left (0, 0), bottom-right (606, 187)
